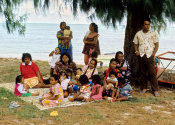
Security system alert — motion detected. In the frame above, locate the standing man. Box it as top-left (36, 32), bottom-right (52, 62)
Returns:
top-left (133, 18), bottom-right (160, 97)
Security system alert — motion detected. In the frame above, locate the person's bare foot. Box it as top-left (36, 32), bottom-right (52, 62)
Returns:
top-left (68, 98), bottom-right (74, 102)
top-left (154, 91), bottom-right (160, 97)
top-left (111, 98), bottom-right (116, 102)
top-left (140, 89), bottom-right (147, 94)
top-left (32, 92), bottom-right (40, 96)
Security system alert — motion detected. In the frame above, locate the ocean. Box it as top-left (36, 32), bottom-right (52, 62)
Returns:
top-left (0, 23), bottom-right (175, 66)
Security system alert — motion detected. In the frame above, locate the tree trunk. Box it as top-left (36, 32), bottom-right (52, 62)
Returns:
top-left (124, 7), bottom-right (149, 85)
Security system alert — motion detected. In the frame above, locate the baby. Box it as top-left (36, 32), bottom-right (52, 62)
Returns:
top-left (62, 26), bottom-right (72, 48)
top-left (105, 71), bottom-right (118, 90)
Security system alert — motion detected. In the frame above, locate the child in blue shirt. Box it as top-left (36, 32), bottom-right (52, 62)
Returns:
top-left (113, 78), bottom-right (133, 101)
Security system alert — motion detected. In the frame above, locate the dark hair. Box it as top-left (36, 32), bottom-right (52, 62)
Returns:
top-left (118, 78), bottom-right (126, 85)
top-left (91, 51), bottom-right (98, 58)
top-left (115, 51), bottom-right (123, 63)
top-left (56, 47), bottom-right (61, 52)
top-left (22, 53), bottom-right (32, 62)
top-left (92, 75), bottom-right (101, 85)
top-left (109, 71), bottom-right (117, 77)
top-left (91, 23), bottom-right (98, 33)
top-left (66, 69), bottom-right (72, 75)
top-left (60, 70), bottom-right (68, 78)
top-left (79, 75), bottom-right (89, 85)
top-left (16, 75), bottom-right (23, 84)
top-left (50, 74), bottom-right (59, 81)
top-left (109, 58), bottom-right (117, 67)
top-left (77, 68), bottom-right (82, 71)
top-left (66, 26), bottom-right (70, 29)
top-left (60, 21), bottom-right (66, 28)
top-left (143, 18), bottom-right (151, 24)
top-left (84, 59), bottom-right (97, 78)
top-left (60, 52), bottom-right (72, 64)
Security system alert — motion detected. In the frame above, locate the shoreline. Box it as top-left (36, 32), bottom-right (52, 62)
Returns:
top-left (0, 54), bottom-right (115, 66)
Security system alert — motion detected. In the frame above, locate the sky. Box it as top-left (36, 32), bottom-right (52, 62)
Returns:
top-left (0, 0), bottom-right (100, 24)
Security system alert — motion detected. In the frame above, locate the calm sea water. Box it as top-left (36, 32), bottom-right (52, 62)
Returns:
top-left (0, 23), bottom-right (175, 66)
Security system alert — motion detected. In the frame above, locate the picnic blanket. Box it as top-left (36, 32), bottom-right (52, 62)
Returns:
top-left (0, 83), bottom-right (92, 110)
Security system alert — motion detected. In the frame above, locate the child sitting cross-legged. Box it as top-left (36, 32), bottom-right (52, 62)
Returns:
top-left (112, 78), bottom-right (133, 102)
top-left (40, 74), bottom-right (64, 106)
top-left (68, 75), bottom-right (91, 102)
top-left (14, 75), bottom-right (40, 97)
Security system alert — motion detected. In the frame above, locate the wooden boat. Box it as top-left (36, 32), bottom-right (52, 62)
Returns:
top-left (156, 51), bottom-right (175, 84)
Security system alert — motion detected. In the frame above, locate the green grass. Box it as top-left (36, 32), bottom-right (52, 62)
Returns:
top-left (1, 58), bottom-right (175, 125)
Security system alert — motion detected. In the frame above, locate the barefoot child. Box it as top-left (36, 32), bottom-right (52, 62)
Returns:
top-left (49, 47), bottom-right (61, 76)
top-left (86, 75), bottom-right (103, 102)
top-left (114, 78), bottom-right (133, 101)
top-left (104, 71), bottom-right (118, 98)
top-left (14, 75), bottom-right (39, 97)
top-left (41, 75), bottom-right (64, 106)
top-left (68, 75), bottom-right (91, 102)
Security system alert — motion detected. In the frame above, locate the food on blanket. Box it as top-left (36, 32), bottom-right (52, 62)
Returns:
top-left (50, 111), bottom-right (58, 116)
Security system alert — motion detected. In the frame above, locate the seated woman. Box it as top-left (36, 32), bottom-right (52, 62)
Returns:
top-left (103, 58), bottom-right (121, 98)
top-left (115, 51), bottom-right (131, 81)
top-left (20, 53), bottom-right (50, 91)
top-left (54, 52), bottom-right (77, 77)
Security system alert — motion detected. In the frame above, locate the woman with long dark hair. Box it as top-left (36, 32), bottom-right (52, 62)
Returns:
top-left (82, 23), bottom-right (100, 65)
top-left (54, 52), bottom-right (77, 77)
top-left (115, 51), bottom-right (131, 80)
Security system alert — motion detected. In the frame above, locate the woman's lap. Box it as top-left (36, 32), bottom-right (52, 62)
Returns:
top-left (24, 77), bottom-right (39, 88)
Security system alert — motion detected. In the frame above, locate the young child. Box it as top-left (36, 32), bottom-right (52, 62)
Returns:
top-left (103, 71), bottom-right (118, 99)
top-left (68, 68), bottom-right (82, 93)
top-left (76, 68), bottom-right (83, 80)
top-left (49, 47), bottom-right (61, 76)
top-left (105, 71), bottom-right (118, 90)
top-left (62, 26), bottom-right (72, 48)
top-left (113, 78), bottom-right (133, 101)
top-left (66, 69), bottom-right (79, 94)
top-left (105, 71), bottom-right (118, 98)
top-left (68, 75), bottom-right (91, 102)
top-left (59, 71), bottom-right (70, 98)
top-left (14, 75), bottom-right (39, 97)
top-left (41, 75), bottom-right (64, 106)
top-left (82, 59), bottom-right (98, 79)
top-left (91, 51), bottom-right (103, 68)
top-left (86, 75), bottom-right (103, 102)
top-left (65, 69), bottom-right (72, 80)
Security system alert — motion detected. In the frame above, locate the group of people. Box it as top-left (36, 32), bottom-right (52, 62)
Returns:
top-left (14, 18), bottom-right (160, 107)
